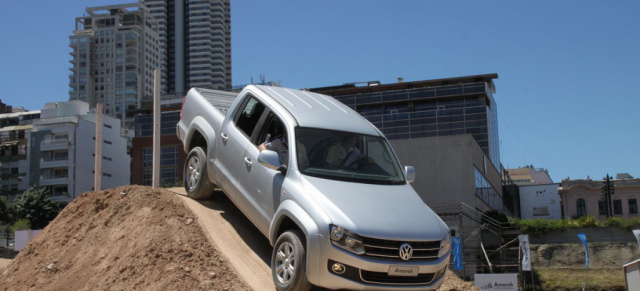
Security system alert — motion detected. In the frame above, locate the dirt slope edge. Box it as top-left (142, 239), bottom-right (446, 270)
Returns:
top-left (0, 185), bottom-right (249, 291)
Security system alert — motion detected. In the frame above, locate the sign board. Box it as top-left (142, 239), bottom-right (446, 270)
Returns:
top-left (519, 235), bottom-right (531, 271)
top-left (624, 259), bottom-right (640, 291)
top-left (474, 273), bottom-right (518, 291)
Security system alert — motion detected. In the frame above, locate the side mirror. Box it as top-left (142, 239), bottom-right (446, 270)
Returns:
top-left (404, 166), bottom-right (415, 183)
top-left (258, 150), bottom-right (287, 175)
top-left (258, 150), bottom-right (280, 170)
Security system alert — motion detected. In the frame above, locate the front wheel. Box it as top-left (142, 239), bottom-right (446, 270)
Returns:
top-left (271, 230), bottom-right (312, 291)
top-left (184, 147), bottom-right (213, 200)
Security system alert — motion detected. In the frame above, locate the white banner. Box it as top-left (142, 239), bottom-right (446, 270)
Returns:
top-left (633, 229), bottom-right (640, 250)
top-left (475, 273), bottom-right (518, 291)
top-left (519, 234), bottom-right (531, 271)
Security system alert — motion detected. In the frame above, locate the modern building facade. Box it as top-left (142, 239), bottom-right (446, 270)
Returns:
top-left (310, 74), bottom-right (504, 209)
top-left (130, 99), bottom-right (185, 186)
top-left (69, 3), bottom-right (161, 128)
top-left (29, 101), bottom-right (131, 203)
top-left (143, 0), bottom-right (232, 93)
top-left (311, 75), bottom-right (505, 278)
top-left (560, 177), bottom-right (640, 220)
top-left (0, 111), bottom-right (41, 199)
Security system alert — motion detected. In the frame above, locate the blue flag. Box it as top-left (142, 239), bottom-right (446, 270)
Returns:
top-left (451, 237), bottom-right (463, 270)
top-left (577, 233), bottom-right (588, 269)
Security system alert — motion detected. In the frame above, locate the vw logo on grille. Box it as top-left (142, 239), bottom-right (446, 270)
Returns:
top-left (399, 243), bottom-right (413, 261)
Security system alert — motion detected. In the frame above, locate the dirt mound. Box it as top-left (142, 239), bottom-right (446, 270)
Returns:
top-left (440, 270), bottom-right (478, 291)
top-left (0, 186), bottom-right (249, 291)
top-left (0, 185), bottom-right (476, 290)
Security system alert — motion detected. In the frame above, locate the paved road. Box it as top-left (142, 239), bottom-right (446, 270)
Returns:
top-left (168, 188), bottom-right (275, 291)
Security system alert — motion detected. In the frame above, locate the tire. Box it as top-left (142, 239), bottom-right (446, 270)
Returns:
top-left (184, 147), bottom-right (213, 200)
top-left (271, 230), bottom-right (312, 291)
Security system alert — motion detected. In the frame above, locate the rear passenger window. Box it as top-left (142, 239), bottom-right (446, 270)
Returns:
top-left (235, 95), bottom-right (266, 138)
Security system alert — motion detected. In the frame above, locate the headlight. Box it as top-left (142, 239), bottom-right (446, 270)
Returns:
top-left (438, 235), bottom-right (451, 258)
top-left (330, 225), bottom-right (365, 255)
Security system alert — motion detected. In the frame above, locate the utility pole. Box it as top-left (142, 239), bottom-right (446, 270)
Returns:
top-left (601, 174), bottom-right (615, 217)
top-left (94, 103), bottom-right (103, 191)
top-left (152, 69), bottom-right (161, 188)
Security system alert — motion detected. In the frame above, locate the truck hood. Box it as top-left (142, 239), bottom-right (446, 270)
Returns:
top-left (301, 175), bottom-right (448, 241)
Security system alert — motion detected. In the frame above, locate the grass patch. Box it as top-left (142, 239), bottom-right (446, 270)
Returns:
top-left (535, 268), bottom-right (625, 291)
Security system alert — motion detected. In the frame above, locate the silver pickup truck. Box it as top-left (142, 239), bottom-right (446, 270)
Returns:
top-left (177, 85), bottom-right (451, 290)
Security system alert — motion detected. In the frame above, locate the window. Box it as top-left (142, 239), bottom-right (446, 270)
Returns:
top-left (613, 200), bottom-right (622, 215)
top-left (576, 199), bottom-right (586, 217)
top-left (474, 167), bottom-right (501, 210)
top-left (598, 201), bottom-right (608, 215)
top-left (234, 95), bottom-right (266, 138)
top-left (630, 199), bottom-right (638, 214)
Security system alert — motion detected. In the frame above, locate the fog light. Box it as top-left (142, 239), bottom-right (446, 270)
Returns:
top-left (436, 266), bottom-right (447, 278)
top-left (345, 237), bottom-right (357, 247)
top-left (332, 263), bottom-right (346, 274)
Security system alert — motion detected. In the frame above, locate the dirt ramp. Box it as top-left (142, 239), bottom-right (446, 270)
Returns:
top-left (0, 185), bottom-right (249, 291)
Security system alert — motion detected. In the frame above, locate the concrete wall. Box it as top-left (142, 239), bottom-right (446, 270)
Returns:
top-left (389, 134), bottom-right (501, 212)
top-left (529, 227), bottom-right (637, 244)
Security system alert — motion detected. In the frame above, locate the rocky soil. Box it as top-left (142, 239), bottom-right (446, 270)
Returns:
top-left (0, 185), bottom-right (476, 290)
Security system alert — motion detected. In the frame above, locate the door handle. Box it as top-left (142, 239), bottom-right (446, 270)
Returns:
top-left (244, 157), bottom-right (252, 166)
top-left (221, 133), bottom-right (229, 141)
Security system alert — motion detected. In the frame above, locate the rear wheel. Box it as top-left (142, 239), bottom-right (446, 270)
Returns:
top-left (184, 147), bottom-right (213, 200)
top-left (271, 230), bottom-right (312, 291)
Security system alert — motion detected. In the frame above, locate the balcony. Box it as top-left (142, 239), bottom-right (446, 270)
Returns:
top-left (41, 159), bottom-right (69, 169)
top-left (40, 176), bottom-right (68, 186)
top-left (40, 140), bottom-right (69, 151)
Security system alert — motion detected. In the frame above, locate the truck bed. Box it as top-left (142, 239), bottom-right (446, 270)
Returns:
top-left (193, 88), bottom-right (237, 116)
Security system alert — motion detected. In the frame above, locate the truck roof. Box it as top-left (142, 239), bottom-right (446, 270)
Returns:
top-left (253, 85), bottom-right (380, 136)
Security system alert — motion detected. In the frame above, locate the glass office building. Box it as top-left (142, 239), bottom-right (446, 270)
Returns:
top-left (311, 74), bottom-right (500, 171)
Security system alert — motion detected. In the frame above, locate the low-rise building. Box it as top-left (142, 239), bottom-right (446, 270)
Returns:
top-left (29, 100), bottom-right (130, 203)
top-left (559, 176), bottom-right (640, 220)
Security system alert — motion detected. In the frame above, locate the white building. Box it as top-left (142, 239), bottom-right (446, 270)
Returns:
top-left (29, 101), bottom-right (130, 203)
top-left (518, 184), bottom-right (562, 219)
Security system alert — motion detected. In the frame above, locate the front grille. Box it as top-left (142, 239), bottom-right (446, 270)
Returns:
top-left (361, 270), bottom-right (436, 285)
top-left (361, 237), bottom-right (440, 261)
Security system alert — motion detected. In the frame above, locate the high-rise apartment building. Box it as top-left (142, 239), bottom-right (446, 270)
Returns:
top-left (143, 0), bottom-right (232, 93)
top-left (69, 3), bottom-right (161, 128)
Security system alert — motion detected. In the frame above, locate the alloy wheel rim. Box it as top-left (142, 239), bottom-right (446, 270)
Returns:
top-left (187, 156), bottom-right (200, 191)
top-left (275, 241), bottom-right (296, 284)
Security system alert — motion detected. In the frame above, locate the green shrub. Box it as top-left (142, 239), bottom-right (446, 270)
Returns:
top-left (620, 217), bottom-right (640, 230)
top-left (11, 219), bottom-right (31, 232)
top-left (604, 217), bottom-right (623, 228)
top-left (510, 215), bottom-right (640, 234)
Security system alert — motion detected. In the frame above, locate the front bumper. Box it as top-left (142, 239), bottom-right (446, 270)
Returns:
top-left (309, 235), bottom-right (450, 290)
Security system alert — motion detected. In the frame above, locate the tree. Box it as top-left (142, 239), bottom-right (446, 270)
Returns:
top-left (0, 195), bottom-right (14, 224)
top-left (13, 186), bottom-right (63, 230)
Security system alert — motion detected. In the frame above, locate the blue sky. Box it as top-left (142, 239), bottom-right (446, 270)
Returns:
top-left (0, 1), bottom-right (638, 182)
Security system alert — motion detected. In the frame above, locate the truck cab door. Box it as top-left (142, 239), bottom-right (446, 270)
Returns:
top-left (216, 94), bottom-right (266, 217)
top-left (240, 112), bottom-right (287, 235)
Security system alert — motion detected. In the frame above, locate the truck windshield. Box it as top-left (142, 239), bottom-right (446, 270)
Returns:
top-left (295, 127), bottom-right (406, 185)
